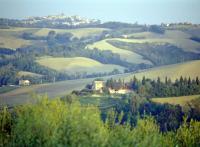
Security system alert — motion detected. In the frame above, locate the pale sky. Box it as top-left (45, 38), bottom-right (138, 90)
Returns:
top-left (0, 0), bottom-right (199, 24)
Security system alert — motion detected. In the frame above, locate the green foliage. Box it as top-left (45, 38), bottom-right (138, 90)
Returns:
top-left (176, 118), bottom-right (200, 147)
top-left (0, 95), bottom-right (200, 146)
top-left (11, 96), bottom-right (108, 146)
top-left (107, 117), bottom-right (174, 147)
top-left (0, 107), bottom-right (12, 146)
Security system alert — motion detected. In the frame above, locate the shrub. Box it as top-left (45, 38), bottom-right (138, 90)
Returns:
top-left (176, 118), bottom-right (200, 147)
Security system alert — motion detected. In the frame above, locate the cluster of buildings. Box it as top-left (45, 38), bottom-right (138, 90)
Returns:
top-left (92, 80), bottom-right (131, 94)
top-left (22, 14), bottom-right (101, 26)
top-left (19, 80), bottom-right (30, 86)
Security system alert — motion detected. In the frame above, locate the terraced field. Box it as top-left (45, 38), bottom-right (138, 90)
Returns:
top-left (87, 39), bottom-right (152, 65)
top-left (151, 95), bottom-right (200, 106)
top-left (124, 60), bottom-right (200, 81)
top-left (36, 56), bottom-right (125, 74)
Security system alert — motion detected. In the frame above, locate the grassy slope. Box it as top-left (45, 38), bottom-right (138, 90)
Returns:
top-left (1, 60), bottom-right (199, 106)
top-left (0, 78), bottom-right (94, 106)
top-left (151, 95), bottom-right (200, 106)
top-left (118, 30), bottom-right (200, 53)
top-left (36, 56), bottom-right (125, 74)
top-left (124, 60), bottom-right (200, 82)
top-left (87, 39), bottom-right (152, 65)
top-left (34, 28), bottom-right (109, 38)
top-left (0, 27), bottom-right (108, 49)
top-left (0, 72), bottom-right (132, 106)
top-left (0, 27), bottom-right (33, 49)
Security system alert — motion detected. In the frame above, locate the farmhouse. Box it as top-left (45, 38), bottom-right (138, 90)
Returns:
top-left (92, 80), bottom-right (104, 92)
top-left (120, 35), bottom-right (128, 39)
top-left (109, 88), bottom-right (131, 94)
top-left (19, 80), bottom-right (30, 86)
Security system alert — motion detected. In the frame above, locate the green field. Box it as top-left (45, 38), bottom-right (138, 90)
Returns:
top-left (124, 60), bottom-right (200, 82)
top-left (36, 56), bottom-right (125, 74)
top-left (87, 39), bottom-right (152, 65)
top-left (151, 95), bottom-right (200, 106)
top-left (34, 27), bottom-right (109, 38)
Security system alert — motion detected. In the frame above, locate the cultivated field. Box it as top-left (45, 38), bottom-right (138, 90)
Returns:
top-left (0, 27), bottom-right (33, 49)
top-left (0, 27), bottom-right (108, 49)
top-left (125, 60), bottom-right (200, 81)
top-left (0, 78), bottom-right (94, 106)
top-left (151, 95), bottom-right (200, 106)
top-left (34, 28), bottom-right (109, 38)
top-left (87, 39), bottom-right (152, 65)
top-left (116, 30), bottom-right (200, 53)
top-left (36, 56), bottom-right (125, 74)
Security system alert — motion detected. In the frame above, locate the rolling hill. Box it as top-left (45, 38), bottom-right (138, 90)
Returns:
top-left (0, 27), bottom-right (33, 49)
top-left (0, 27), bottom-right (109, 50)
top-left (87, 39), bottom-right (152, 65)
top-left (124, 60), bottom-right (200, 81)
top-left (34, 28), bottom-right (109, 38)
top-left (1, 60), bottom-right (199, 106)
top-left (0, 78), bottom-right (94, 106)
top-left (36, 56), bottom-right (125, 74)
top-left (119, 30), bottom-right (200, 53)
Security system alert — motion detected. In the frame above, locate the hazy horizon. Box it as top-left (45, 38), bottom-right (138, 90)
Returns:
top-left (0, 0), bottom-right (200, 24)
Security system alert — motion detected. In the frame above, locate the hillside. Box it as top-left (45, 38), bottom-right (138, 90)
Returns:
top-left (124, 60), bottom-right (200, 81)
top-left (87, 39), bottom-right (152, 65)
top-left (0, 78), bottom-right (94, 106)
top-left (34, 28), bottom-right (109, 38)
top-left (0, 27), bottom-right (33, 49)
top-left (36, 56), bottom-right (125, 74)
top-left (0, 27), bottom-right (108, 49)
top-left (112, 30), bottom-right (200, 53)
top-left (151, 95), bottom-right (200, 106)
top-left (1, 60), bottom-right (200, 106)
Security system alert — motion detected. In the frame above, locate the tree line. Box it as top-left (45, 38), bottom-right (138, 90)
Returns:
top-left (104, 76), bottom-right (200, 97)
